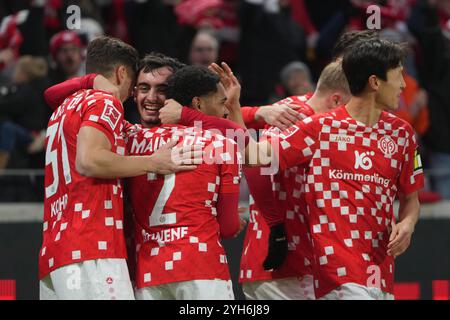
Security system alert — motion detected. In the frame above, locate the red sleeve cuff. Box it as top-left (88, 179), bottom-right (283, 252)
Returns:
top-left (241, 106), bottom-right (266, 130)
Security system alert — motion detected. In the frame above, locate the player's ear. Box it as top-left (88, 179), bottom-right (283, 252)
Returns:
top-left (192, 97), bottom-right (201, 110)
top-left (116, 65), bottom-right (127, 85)
top-left (133, 86), bottom-right (137, 102)
top-left (368, 75), bottom-right (379, 91)
top-left (331, 93), bottom-right (341, 107)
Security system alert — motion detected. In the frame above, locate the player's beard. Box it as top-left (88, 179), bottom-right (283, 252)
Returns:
top-left (139, 101), bottom-right (163, 128)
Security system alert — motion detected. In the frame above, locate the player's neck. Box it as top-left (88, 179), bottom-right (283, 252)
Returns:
top-left (345, 95), bottom-right (383, 127)
top-left (307, 94), bottom-right (329, 114)
top-left (140, 120), bottom-right (161, 129)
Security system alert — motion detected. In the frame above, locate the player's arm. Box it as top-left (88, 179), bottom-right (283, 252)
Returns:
top-left (387, 191), bottom-right (420, 258)
top-left (216, 192), bottom-right (242, 238)
top-left (76, 126), bottom-right (201, 178)
top-left (215, 140), bottom-right (246, 238)
top-left (388, 129), bottom-right (424, 258)
top-left (209, 62), bottom-right (301, 130)
top-left (44, 74), bottom-right (119, 110)
top-left (244, 105), bottom-right (302, 130)
top-left (44, 74), bottom-right (96, 109)
top-left (243, 167), bottom-right (282, 226)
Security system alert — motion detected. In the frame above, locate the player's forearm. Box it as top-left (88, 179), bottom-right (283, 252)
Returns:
top-left (226, 103), bottom-right (246, 128)
top-left (244, 139), bottom-right (273, 167)
top-left (398, 192), bottom-right (420, 228)
top-left (44, 74), bottom-right (96, 110)
top-left (242, 106), bottom-right (270, 130)
top-left (76, 149), bottom-right (155, 179)
top-left (216, 192), bottom-right (240, 239)
top-left (243, 167), bottom-right (283, 226)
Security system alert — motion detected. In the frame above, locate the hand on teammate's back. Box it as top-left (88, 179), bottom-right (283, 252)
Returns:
top-left (159, 99), bottom-right (183, 124)
top-left (150, 138), bottom-right (204, 175)
top-left (255, 104), bottom-right (302, 131)
top-left (93, 74), bottom-right (120, 100)
top-left (263, 223), bottom-right (288, 270)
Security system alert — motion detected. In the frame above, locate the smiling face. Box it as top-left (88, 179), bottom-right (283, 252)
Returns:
top-left (375, 64), bottom-right (406, 111)
top-left (134, 66), bottom-right (173, 127)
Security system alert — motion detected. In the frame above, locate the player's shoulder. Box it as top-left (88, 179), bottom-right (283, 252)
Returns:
top-left (83, 89), bottom-right (122, 107)
top-left (280, 94), bottom-right (312, 105)
top-left (381, 111), bottom-right (416, 137)
top-left (298, 107), bottom-right (336, 126)
top-left (137, 124), bottom-right (186, 138)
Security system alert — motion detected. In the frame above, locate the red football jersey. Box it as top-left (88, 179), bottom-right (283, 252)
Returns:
top-left (240, 95), bottom-right (315, 282)
top-left (268, 105), bottom-right (424, 298)
top-left (39, 89), bottom-right (127, 279)
top-left (125, 125), bottom-right (242, 289)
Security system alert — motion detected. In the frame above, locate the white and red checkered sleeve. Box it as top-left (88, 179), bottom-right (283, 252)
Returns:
top-left (215, 137), bottom-right (242, 194)
top-left (81, 95), bottom-right (124, 146)
top-left (398, 128), bottom-right (424, 195)
top-left (266, 116), bottom-right (319, 170)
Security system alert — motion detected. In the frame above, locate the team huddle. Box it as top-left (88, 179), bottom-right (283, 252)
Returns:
top-left (38, 30), bottom-right (424, 300)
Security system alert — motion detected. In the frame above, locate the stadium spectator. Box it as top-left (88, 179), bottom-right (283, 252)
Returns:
top-left (239, 0), bottom-right (306, 105)
top-left (48, 30), bottom-right (84, 84)
top-left (0, 55), bottom-right (50, 169)
top-left (189, 30), bottom-right (219, 68)
top-left (271, 61), bottom-right (314, 103)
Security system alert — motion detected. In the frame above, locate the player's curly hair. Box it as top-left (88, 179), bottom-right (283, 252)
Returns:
top-left (165, 65), bottom-right (220, 106)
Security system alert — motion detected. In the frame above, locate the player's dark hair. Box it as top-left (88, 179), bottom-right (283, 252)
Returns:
top-left (86, 36), bottom-right (139, 77)
top-left (333, 30), bottom-right (379, 59)
top-left (166, 65), bottom-right (220, 106)
top-left (139, 52), bottom-right (186, 75)
top-left (342, 38), bottom-right (407, 96)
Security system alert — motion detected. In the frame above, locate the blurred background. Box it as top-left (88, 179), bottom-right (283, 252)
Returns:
top-left (0, 0), bottom-right (449, 300)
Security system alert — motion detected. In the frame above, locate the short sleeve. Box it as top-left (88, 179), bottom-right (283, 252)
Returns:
top-left (398, 130), bottom-right (424, 195)
top-left (264, 116), bottom-right (319, 170)
top-left (81, 95), bottom-right (124, 146)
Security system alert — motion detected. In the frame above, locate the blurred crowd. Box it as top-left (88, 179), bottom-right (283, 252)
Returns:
top-left (0, 0), bottom-right (450, 201)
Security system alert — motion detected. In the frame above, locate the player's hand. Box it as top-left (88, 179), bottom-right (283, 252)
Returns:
top-left (159, 99), bottom-right (183, 124)
top-left (209, 62), bottom-right (241, 113)
top-left (93, 74), bottom-right (120, 99)
top-left (387, 219), bottom-right (415, 258)
top-left (255, 104), bottom-right (302, 130)
top-left (263, 223), bottom-right (288, 270)
top-left (149, 137), bottom-right (203, 174)
top-left (234, 217), bottom-right (247, 237)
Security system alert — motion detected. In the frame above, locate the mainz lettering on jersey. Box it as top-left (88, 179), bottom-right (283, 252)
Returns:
top-left (130, 136), bottom-right (168, 154)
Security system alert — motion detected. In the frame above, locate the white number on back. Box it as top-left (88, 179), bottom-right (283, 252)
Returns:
top-left (45, 115), bottom-right (72, 198)
top-left (149, 174), bottom-right (177, 227)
